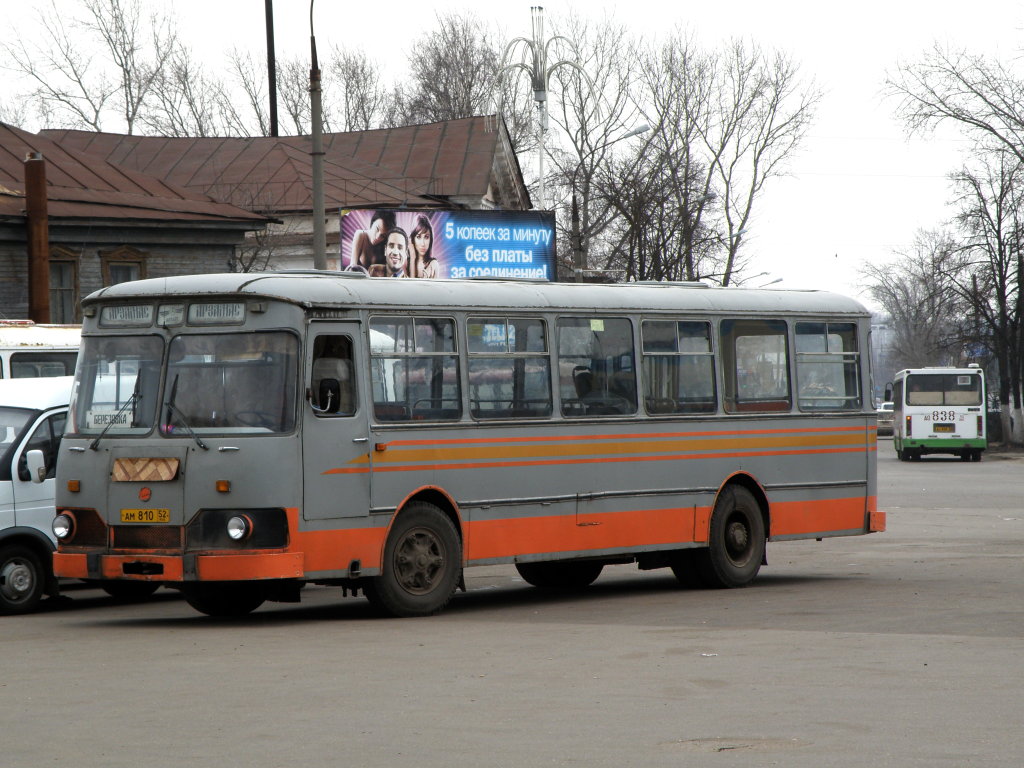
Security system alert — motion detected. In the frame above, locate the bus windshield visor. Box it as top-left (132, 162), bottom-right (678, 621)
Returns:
top-left (71, 335), bottom-right (164, 434)
top-left (161, 332), bottom-right (298, 434)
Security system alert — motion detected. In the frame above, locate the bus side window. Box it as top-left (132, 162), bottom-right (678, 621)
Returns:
top-left (310, 335), bottom-right (355, 416)
top-left (557, 317), bottom-right (637, 417)
top-left (721, 319), bottom-right (792, 413)
top-left (641, 319), bottom-right (716, 415)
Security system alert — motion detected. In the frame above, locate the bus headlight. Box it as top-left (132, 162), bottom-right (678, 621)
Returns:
top-left (226, 515), bottom-right (253, 541)
top-left (53, 513), bottom-right (76, 541)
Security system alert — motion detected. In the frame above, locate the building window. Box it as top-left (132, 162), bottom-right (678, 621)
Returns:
top-left (49, 247), bottom-right (79, 323)
top-left (101, 245), bottom-right (147, 286)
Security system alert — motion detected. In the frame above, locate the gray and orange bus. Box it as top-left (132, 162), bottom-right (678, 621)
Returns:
top-left (52, 273), bottom-right (884, 617)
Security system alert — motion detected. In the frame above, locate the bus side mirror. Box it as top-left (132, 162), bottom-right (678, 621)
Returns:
top-left (25, 449), bottom-right (47, 484)
top-left (884, 384), bottom-right (893, 402)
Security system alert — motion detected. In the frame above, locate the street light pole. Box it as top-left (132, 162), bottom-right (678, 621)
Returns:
top-left (309, 0), bottom-right (327, 271)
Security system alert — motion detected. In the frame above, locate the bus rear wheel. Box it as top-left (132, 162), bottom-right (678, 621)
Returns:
top-left (182, 582), bottom-right (266, 617)
top-left (364, 502), bottom-right (461, 617)
top-left (695, 485), bottom-right (765, 588)
top-left (515, 561), bottom-right (604, 590)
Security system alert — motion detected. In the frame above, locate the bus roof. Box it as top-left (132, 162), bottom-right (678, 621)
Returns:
top-left (84, 272), bottom-right (870, 317)
top-left (0, 322), bottom-right (81, 348)
top-left (0, 376), bottom-right (73, 410)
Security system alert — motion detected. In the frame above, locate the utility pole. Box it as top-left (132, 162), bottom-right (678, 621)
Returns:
top-left (309, 0), bottom-right (327, 270)
top-left (25, 152), bottom-right (50, 322)
top-left (265, 0), bottom-right (278, 137)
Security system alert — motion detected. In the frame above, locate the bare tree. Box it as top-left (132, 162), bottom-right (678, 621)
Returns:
top-left (1, 1), bottom-right (117, 130)
top-left (392, 12), bottom-right (501, 126)
top-left (543, 13), bottom-right (640, 280)
top-left (948, 151), bottom-right (1024, 443)
top-left (326, 47), bottom-right (386, 132)
top-left (888, 44), bottom-right (1024, 443)
top-left (83, 0), bottom-right (177, 134)
top-left (631, 30), bottom-right (722, 282)
top-left (860, 229), bottom-right (967, 369)
top-left (140, 43), bottom-right (235, 137)
top-left (701, 41), bottom-right (820, 285)
top-left (277, 55), bottom-right (314, 135)
top-left (888, 44), bottom-right (1024, 163)
top-left (1, 0), bottom-right (178, 133)
top-left (223, 48), bottom-right (270, 137)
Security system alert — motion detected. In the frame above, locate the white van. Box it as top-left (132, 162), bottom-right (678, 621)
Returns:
top-left (1, 375), bottom-right (161, 613)
top-left (0, 321), bottom-right (80, 380)
top-left (0, 376), bottom-right (72, 613)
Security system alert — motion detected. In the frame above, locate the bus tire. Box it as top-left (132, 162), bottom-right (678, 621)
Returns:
top-left (972, 450), bottom-right (983, 462)
top-left (364, 502), bottom-right (461, 617)
top-left (695, 485), bottom-right (765, 588)
top-left (182, 582), bottom-right (266, 617)
top-left (100, 581), bottom-right (160, 602)
top-left (515, 561), bottom-right (604, 590)
top-left (0, 544), bottom-right (45, 615)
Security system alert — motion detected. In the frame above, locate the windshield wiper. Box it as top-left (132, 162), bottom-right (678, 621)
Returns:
top-left (89, 375), bottom-right (142, 451)
top-left (163, 374), bottom-right (208, 451)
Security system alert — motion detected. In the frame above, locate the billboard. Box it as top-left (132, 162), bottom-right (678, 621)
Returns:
top-left (339, 209), bottom-right (556, 281)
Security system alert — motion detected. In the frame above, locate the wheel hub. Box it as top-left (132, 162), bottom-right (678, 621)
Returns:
top-left (0, 560), bottom-right (34, 601)
top-left (725, 520), bottom-right (750, 559)
top-left (395, 529), bottom-right (446, 595)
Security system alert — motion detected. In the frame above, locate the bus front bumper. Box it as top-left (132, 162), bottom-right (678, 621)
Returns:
top-left (53, 551), bottom-right (305, 582)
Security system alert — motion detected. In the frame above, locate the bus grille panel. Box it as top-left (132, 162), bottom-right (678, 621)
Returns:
top-left (68, 509), bottom-right (108, 547)
top-left (112, 526), bottom-right (184, 550)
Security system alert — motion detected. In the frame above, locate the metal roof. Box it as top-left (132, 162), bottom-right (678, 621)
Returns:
top-left (41, 116), bottom-right (529, 213)
top-left (85, 271), bottom-right (869, 317)
top-left (0, 122), bottom-right (268, 225)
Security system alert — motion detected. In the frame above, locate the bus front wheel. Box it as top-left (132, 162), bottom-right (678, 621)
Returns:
top-left (182, 582), bottom-right (266, 617)
top-left (695, 485), bottom-right (765, 588)
top-left (364, 502), bottom-right (462, 617)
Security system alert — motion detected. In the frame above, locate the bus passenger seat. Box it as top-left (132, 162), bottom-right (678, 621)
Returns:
top-left (573, 366), bottom-right (593, 398)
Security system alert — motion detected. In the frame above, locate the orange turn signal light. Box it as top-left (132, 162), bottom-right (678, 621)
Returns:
top-left (67, 479), bottom-right (81, 493)
top-left (216, 480), bottom-right (231, 493)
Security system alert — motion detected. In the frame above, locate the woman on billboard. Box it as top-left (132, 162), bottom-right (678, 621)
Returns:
top-left (408, 214), bottom-right (440, 279)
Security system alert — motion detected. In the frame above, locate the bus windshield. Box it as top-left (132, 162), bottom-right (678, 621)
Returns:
top-left (906, 373), bottom-right (983, 406)
top-left (71, 335), bottom-right (163, 435)
top-left (161, 331), bottom-right (298, 434)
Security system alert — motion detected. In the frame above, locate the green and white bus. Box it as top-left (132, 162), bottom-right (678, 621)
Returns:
top-left (51, 272), bottom-right (884, 618)
top-left (890, 366), bottom-right (987, 461)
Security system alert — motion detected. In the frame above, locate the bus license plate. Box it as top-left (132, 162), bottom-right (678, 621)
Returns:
top-left (933, 424), bottom-right (954, 433)
top-left (120, 509), bottom-right (171, 523)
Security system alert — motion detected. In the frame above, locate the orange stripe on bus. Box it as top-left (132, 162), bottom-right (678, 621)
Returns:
top-left (383, 424), bottom-right (871, 448)
top-left (769, 496), bottom-right (869, 537)
top-left (325, 445), bottom-right (871, 475)
top-left (369, 432), bottom-right (869, 464)
top-left (465, 506), bottom-right (707, 561)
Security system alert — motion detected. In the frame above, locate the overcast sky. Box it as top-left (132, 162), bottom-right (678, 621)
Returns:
top-left (6, 0), bottom-right (1024, 306)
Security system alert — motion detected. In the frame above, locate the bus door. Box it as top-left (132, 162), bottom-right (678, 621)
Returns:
top-left (302, 323), bottom-right (372, 519)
